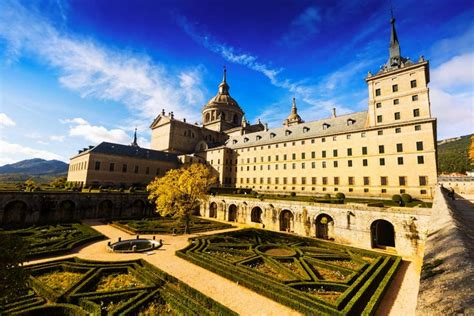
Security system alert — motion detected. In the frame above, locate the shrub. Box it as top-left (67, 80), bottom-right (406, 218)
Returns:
top-left (392, 194), bottom-right (402, 203)
top-left (323, 193), bottom-right (331, 199)
top-left (335, 192), bottom-right (345, 200)
top-left (401, 193), bottom-right (412, 203)
top-left (290, 192), bottom-right (296, 197)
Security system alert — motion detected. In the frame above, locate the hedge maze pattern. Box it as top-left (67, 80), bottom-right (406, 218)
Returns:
top-left (0, 257), bottom-right (236, 316)
top-left (1, 223), bottom-right (105, 259)
top-left (177, 229), bottom-right (401, 315)
top-left (111, 216), bottom-right (233, 235)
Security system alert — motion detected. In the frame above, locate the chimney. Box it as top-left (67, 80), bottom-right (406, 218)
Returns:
top-left (264, 123), bottom-right (269, 131)
top-left (161, 109), bottom-right (165, 116)
top-left (183, 118), bottom-right (186, 123)
top-left (332, 107), bottom-right (337, 118)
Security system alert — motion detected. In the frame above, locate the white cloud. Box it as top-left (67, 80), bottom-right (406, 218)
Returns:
top-left (0, 1), bottom-right (206, 125)
top-left (49, 135), bottom-right (65, 142)
top-left (61, 117), bottom-right (131, 145)
top-left (59, 117), bottom-right (88, 125)
top-left (0, 139), bottom-right (64, 164)
top-left (0, 113), bottom-right (16, 127)
top-left (431, 53), bottom-right (474, 89)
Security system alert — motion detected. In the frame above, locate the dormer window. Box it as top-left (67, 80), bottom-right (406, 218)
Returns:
top-left (285, 130), bottom-right (292, 136)
top-left (270, 133), bottom-right (276, 138)
top-left (323, 123), bottom-right (330, 130)
top-left (244, 137), bottom-right (249, 143)
top-left (347, 119), bottom-right (355, 126)
top-left (303, 126), bottom-right (310, 133)
top-left (232, 140), bottom-right (238, 144)
top-left (256, 135), bottom-right (262, 141)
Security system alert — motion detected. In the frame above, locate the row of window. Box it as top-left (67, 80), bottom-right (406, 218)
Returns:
top-left (93, 161), bottom-right (163, 176)
top-left (234, 124), bottom-right (424, 152)
top-left (232, 185), bottom-right (428, 195)
top-left (376, 94), bottom-right (419, 108)
top-left (70, 161), bottom-right (87, 172)
top-left (377, 109), bottom-right (421, 123)
top-left (374, 80), bottom-right (417, 96)
top-left (235, 175), bottom-right (428, 186)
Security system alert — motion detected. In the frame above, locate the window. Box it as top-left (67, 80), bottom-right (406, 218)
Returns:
top-left (285, 130), bottom-right (291, 136)
top-left (347, 134), bottom-right (351, 139)
top-left (363, 177), bottom-right (370, 185)
top-left (283, 177), bottom-right (287, 185)
top-left (322, 161), bottom-right (327, 168)
top-left (378, 130), bottom-right (383, 135)
top-left (392, 84), bottom-right (398, 92)
top-left (270, 133), bottom-right (276, 138)
top-left (146, 167), bottom-right (150, 175)
top-left (322, 137), bottom-right (325, 142)
top-left (347, 148), bottom-right (352, 156)
top-left (348, 160), bottom-right (353, 167)
top-left (268, 156), bottom-right (271, 162)
top-left (348, 177), bottom-right (354, 185)
top-left (377, 115), bottom-right (383, 123)
top-left (419, 176), bottom-right (427, 186)
top-left (415, 125), bottom-right (421, 131)
top-left (334, 177), bottom-right (339, 185)
top-left (301, 177), bottom-right (306, 185)
top-left (275, 178), bottom-right (279, 184)
top-left (333, 149), bottom-right (338, 157)
top-left (95, 161), bottom-right (101, 170)
top-left (397, 143), bottom-right (403, 152)
top-left (333, 161), bottom-right (338, 168)
top-left (414, 109), bottom-right (420, 117)
top-left (417, 156), bottom-right (425, 164)
top-left (312, 177), bottom-right (316, 185)
top-left (311, 151), bottom-right (316, 159)
top-left (361, 132), bottom-right (366, 138)
top-left (292, 163), bottom-right (296, 169)
top-left (376, 102), bottom-right (382, 108)
top-left (322, 150), bottom-right (326, 158)
top-left (381, 176), bottom-right (388, 186)
top-left (362, 147), bottom-right (368, 155)
top-left (380, 158), bottom-right (385, 166)
top-left (292, 153), bottom-right (296, 160)
top-left (122, 164), bottom-right (127, 172)
top-left (283, 154), bottom-right (287, 160)
top-left (332, 136), bottom-right (337, 141)
top-left (399, 176), bottom-right (406, 186)
top-left (323, 123), bottom-right (330, 130)
top-left (395, 127), bottom-right (401, 133)
top-left (267, 177), bottom-right (272, 184)
top-left (311, 162), bottom-right (316, 168)
top-left (379, 145), bottom-right (385, 154)
top-left (393, 99), bottom-right (399, 105)
top-left (303, 126), bottom-right (310, 133)
top-left (397, 157), bottom-right (404, 165)
top-left (363, 159), bottom-right (368, 166)
top-left (301, 153), bottom-right (305, 159)
top-left (411, 80), bottom-right (417, 88)
top-left (109, 163), bottom-right (115, 172)
top-left (394, 112), bottom-right (401, 120)
top-left (302, 162), bottom-right (305, 169)
top-left (347, 119), bottom-right (355, 125)
top-left (134, 165), bottom-right (139, 173)
top-left (416, 141), bottom-right (424, 151)
top-left (375, 88), bottom-right (381, 96)
top-left (156, 168), bottom-right (161, 175)
top-left (292, 177), bottom-right (297, 185)
top-left (412, 95), bottom-right (418, 101)
top-left (322, 177), bottom-right (328, 185)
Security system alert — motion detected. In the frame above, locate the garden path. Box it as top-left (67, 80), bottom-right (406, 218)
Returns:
top-left (27, 220), bottom-right (300, 316)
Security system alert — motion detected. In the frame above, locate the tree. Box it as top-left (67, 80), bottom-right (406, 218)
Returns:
top-left (50, 176), bottom-right (67, 188)
top-left (24, 178), bottom-right (37, 192)
top-left (0, 234), bottom-right (30, 304)
top-left (147, 163), bottom-right (217, 234)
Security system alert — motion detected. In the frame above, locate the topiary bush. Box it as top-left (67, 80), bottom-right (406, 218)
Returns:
top-left (335, 193), bottom-right (346, 200)
top-left (392, 194), bottom-right (402, 203)
top-left (323, 193), bottom-right (331, 199)
top-left (401, 193), bottom-right (412, 204)
top-left (290, 192), bottom-right (296, 197)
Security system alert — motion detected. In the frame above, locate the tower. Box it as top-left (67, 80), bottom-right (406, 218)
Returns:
top-left (366, 14), bottom-right (431, 127)
top-left (283, 98), bottom-right (304, 126)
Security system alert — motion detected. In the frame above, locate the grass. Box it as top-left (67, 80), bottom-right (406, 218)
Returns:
top-left (37, 271), bottom-right (83, 292)
top-left (96, 273), bottom-right (144, 292)
top-left (138, 300), bottom-right (174, 316)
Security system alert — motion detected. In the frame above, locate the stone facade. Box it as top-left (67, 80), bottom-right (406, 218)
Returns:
top-left (0, 191), bottom-right (153, 225)
top-left (202, 195), bottom-right (431, 258)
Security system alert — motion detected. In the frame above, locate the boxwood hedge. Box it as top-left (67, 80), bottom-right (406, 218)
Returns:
top-left (177, 228), bottom-right (401, 315)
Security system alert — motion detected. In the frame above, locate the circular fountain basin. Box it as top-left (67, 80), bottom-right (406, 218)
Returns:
top-left (255, 244), bottom-right (297, 257)
top-left (107, 238), bottom-right (162, 253)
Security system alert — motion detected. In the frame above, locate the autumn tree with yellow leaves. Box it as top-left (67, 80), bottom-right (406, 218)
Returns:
top-left (147, 163), bottom-right (217, 234)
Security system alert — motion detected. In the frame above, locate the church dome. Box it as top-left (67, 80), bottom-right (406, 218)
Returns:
top-left (203, 67), bottom-right (243, 112)
top-left (283, 98), bottom-right (304, 126)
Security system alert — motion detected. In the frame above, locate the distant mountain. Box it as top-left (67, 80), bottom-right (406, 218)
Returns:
top-left (0, 158), bottom-right (68, 183)
top-left (437, 134), bottom-right (473, 174)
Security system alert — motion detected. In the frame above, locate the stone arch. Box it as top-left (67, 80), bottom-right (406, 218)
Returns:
top-left (57, 200), bottom-right (75, 222)
top-left (251, 206), bottom-right (262, 223)
top-left (233, 114), bottom-right (239, 124)
top-left (98, 200), bottom-right (113, 219)
top-left (205, 112), bottom-right (211, 123)
top-left (279, 209), bottom-right (294, 232)
top-left (371, 219), bottom-right (395, 248)
top-left (315, 213), bottom-right (334, 240)
top-left (3, 200), bottom-right (28, 225)
top-left (195, 140), bottom-right (208, 152)
top-left (228, 204), bottom-right (237, 222)
top-left (209, 202), bottom-right (217, 218)
top-left (130, 199), bottom-right (145, 217)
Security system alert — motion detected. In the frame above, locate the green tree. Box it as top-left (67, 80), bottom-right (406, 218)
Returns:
top-left (147, 163), bottom-right (217, 234)
top-left (24, 179), bottom-right (37, 192)
top-left (0, 234), bottom-right (30, 304)
top-left (50, 176), bottom-right (67, 188)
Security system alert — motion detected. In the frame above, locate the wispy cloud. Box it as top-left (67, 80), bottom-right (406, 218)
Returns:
top-left (61, 117), bottom-right (131, 145)
top-left (0, 1), bottom-right (206, 125)
top-left (280, 6), bottom-right (321, 46)
top-left (0, 139), bottom-right (64, 165)
top-left (0, 113), bottom-right (16, 127)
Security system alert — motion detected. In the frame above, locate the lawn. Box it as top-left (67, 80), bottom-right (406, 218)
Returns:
top-left (177, 228), bottom-right (401, 315)
top-left (111, 216), bottom-right (234, 234)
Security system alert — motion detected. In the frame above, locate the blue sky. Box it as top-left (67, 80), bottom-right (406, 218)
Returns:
top-left (0, 0), bottom-right (473, 165)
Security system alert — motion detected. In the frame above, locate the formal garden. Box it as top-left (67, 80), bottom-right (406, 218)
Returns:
top-left (177, 228), bottom-right (401, 315)
top-left (111, 216), bottom-right (233, 235)
top-left (0, 257), bottom-right (236, 315)
top-left (0, 223), bottom-right (105, 259)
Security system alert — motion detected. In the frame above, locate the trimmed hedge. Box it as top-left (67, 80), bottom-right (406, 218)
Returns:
top-left (0, 257), bottom-right (237, 316)
top-left (177, 228), bottom-right (402, 315)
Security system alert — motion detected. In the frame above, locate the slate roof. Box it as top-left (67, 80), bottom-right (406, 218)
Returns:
top-left (226, 111), bottom-right (368, 148)
top-left (73, 142), bottom-right (180, 163)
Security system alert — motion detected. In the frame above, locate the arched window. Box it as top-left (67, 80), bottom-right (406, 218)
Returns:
top-left (303, 126), bottom-right (310, 133)
top-left (323, 123), bottom-right (330, 130)
top-left (256, 135), bottom-right (262, 141)
top-left (347, 119), bottom-right (355, 126)
top-left (270, 133), bottom-right (276, 138)
top-left (285, 130), bottom-right (292, 136)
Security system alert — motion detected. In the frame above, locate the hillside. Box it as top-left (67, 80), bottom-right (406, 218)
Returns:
top-left (0, 158), bottom-right (68, 183)
top-left (437, 134), bottom-right (472, 174)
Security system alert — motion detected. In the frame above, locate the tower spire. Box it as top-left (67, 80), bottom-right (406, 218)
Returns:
top-left (291, 97), bottom-right (297, 114)
top-left (218, 66), bottom-right (230, 95)
top-left (131, 128), bottom-right (139, 147)
top-left (388, 9), bottom-right (401, 68)
top-left (223, 65), bottom-right (227, 83)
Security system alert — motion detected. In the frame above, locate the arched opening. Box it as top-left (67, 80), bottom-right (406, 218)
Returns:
top-left (315, 214), bottom-right (334, 240)
top-left (233, 114), bottom-right (239, 124)
top-left (251, 207), bottom-right (262, 223)
top-left (209, 202), bottom-right (217, 218)
top-left (228, 204), bottom-right (237, 222)
top-left (279, 209), bottom-right (293, 232)
top-left (3, 200), bottom-right (28, 225)
top-left (98, 200), bottom-right (113, 219)
top-left (205, 112), bottom-right (210, 123)
top-left (131, 199), bottom-right (145, 217)
top-left (57, 200), bottom-right (75, 222)
top-left (371, 220), bottom-right (395, 248)
top-left (192, 203), bottom-right (201, 216)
